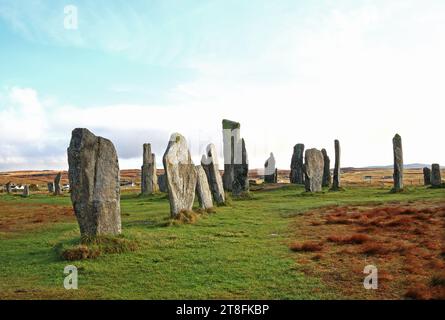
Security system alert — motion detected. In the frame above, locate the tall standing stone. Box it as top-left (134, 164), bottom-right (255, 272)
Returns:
top-left (264, 152), bottom-right (277, 183)
top-left (47, 182), bottom-right (55, 193)
top-left (290, 144), bottom-right (305, 184)
top-left (392, 134), bottom-right (403, 192)
top-left (431, 164), bottom-right (442, 187)
top-left (232, 138), bottom-right (249, 196)
top-left (163, 133), bottom-right (198, 218)
top-left (303, 149), bottom-right (324, 192)
top-left (141, 143), bottom-right (158, 196)
top-left (195, 165), bottom-right (213, 209)
top-left (321, 149), bottom-right (331, 187)
top-left (201, 143), bottom-right (225, 205)
top-left (68, 128), bottom-right (121, 237)
top-left (22, 185), bottom-right (30, 197)
top-left (331, 140), bottom-right (341, 191)
top-left (157, 174), bottom-right (168, 193)
top-left (54, 172), bottom-right (62, 195)
top-left (423, 167), bottom-right (431, 186)
top-left (222, 119), bottom-right (240, 191)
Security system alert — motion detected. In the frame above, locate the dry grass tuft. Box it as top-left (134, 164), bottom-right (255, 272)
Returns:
top-left (290, 241), bottom-right (323, 252)
top-left (327, 233), bottom-right (370, 245)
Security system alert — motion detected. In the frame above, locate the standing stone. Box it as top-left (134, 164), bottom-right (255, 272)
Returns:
top-left (47, 182), bottom-right (55, 193)
top-left (163, 133), bottom-right (198, 218)
top-left (141, 143), bottom-right (158, 195)
top-left (431, 164), bottom-right (442, 187)
top-left (290, 144), bottom-right (305, 184)
top-left (22, 185), bottom-right (30, 197)
top-left (222, 119), bottom-right (240, 191)
top-left (331, 140), bottom-right (341, 191)
top-left (54, 172), bottom-right (62, 195)
top-left (264, 152), bottom-right (277, 183)
top-left (303, 149), bottom-right (324, 192)
top-left (157, 174), bottom-right (168, 193)
top-left (232, 138), bottom-right (249, 196)
top-left (321, 149), bottom-right (331, 187)
top-left (5, 182), bottom-right (12, 194)
top-left (201, 144), bottom-right (225, 205)
top-left (195, 165), bottom-right (213, 209)
top-left (423, 167), bottom-right (431, 186)
top-left (392, 134), bottom-right (403, 192)
top-left (68, 128), bottom-right (121, 237)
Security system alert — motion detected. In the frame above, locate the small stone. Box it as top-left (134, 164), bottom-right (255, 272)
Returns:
top-left (22, 185), bottom-right (30, 197)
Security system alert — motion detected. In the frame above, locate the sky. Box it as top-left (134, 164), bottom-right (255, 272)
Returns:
top-left (0, 0), bottom-right (444, 171)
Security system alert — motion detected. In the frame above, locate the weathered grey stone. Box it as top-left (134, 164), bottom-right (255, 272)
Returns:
top-left (54, 172), bottom-right (62, 195)
top-left (68, 128), bottom-right (121, 237)
top-left (431, 163), bottom-right (442, 187)
top-left (290, 144), bottom-right (304, 184)
top-left (141, 143), bottom-right (158, 195)
top-left (5, 182), bottom-right (12, 194)
top-left (331, 140), bottom-right (341, 191)
top-left (232, 138), bottom-right (249, 196)
top-left (222, 119), bottom-right (241, 191)
top-left (47, 182), bottom-right (54, 193)
top-left (303, 148), bottom-right (324, 192)
top-left (201, 144), bottom-right (225, 205)
top-left (321, 149), bottom-right (331, 188)
top-left (22, 185), bottom-right (30, 197)
top-left (195, 165), bottom-right (213, 209)
top-left (157, 174), bottom-right (168, 193)
top-left (392, 134), bottom-right (403, 191)
top-left (423, 167), bottom-right (431, 186)
top-left (163, 133), bottom-right (198, 218)
top-left (264, 152), bottom-right (277, 183)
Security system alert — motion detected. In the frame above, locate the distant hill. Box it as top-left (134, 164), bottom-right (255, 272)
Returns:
top-left (363, 163), bottom-right (431, 169)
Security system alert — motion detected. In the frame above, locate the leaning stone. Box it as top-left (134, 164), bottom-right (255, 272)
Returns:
top-left (303, 148), bottom-right (324, 192)
top-left (290, 144), bottom-right (304, 184)
top-left (195, 165), bottom-right (213, 209)
top-left (423, 167), bottom-right (431, 186)
top-left (201, 144), bottom-right (225, 205)
top-left (392, 134), bottom-right (404, 192)
top-left (431, 163), bottom-right (442, 187)
top-left (163, 133), bottom-right (198, 218)
top-left (321, 149), bottom-right (331, 187)
top-left (67, 128), bottom-right (121, 237)
top-left (54, 172), bottom-right (62, 195)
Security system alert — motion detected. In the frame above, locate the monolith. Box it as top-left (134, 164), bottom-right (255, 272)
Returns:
top-left (331, 140), bottom-right (341, 191)
top-left (290, 144), bottom-right (304, 184)
top-left (196, 165), bottom-right (213, 209)
top-left (431, 164), bottom-right (442, 187)
top-left (141, 143), bottom-right (158, 195)
top-left (201, 144), bottom-right (225, 205)
top-left (423, 167), bottom-right (431, 186)
top-left (321, 149), bottom-right (331, 187)
top-left (163, 133), bottom-right (198, 218)
top-left (303, 148), bottom-right (324, 192)
top-left (392, 134), bottom-right (403, 192)
top-left (54, 172), bottom-right (62, 195)
top-left (68, 128), bottom-right (121, 237)
top-left (264, 152), bottom-right (277, 183)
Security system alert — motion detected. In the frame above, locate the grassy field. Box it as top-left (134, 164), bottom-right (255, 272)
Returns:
top-left (0, 185), bottom-right (444, 300)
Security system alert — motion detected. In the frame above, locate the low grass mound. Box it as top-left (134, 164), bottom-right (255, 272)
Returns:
top-left (56, 235), bottom-right (138, 261)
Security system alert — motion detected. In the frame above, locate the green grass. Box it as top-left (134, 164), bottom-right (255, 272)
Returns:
top-left (0, 185), bottom-right (443, 299)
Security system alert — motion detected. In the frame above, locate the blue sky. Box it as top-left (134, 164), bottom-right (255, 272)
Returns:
top-left (1, 0), bottom-right (445, 170)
